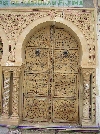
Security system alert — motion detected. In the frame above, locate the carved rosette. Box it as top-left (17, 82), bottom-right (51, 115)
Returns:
top-left (2, 70), bottom-right (10, 117)
top-left (11, 68), bottom-right (21, 118)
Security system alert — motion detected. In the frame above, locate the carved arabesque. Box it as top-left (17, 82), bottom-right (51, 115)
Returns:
top-left (0, 9), bottom-right (95, 65)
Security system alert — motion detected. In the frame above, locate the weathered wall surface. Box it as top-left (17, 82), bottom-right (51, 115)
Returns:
top-left (0, 9), bottom-right (96, 67)
top-left (96, 7), bottom-right (100, 126)
top-left (0, 0), bottom-right (98, 129)
top-left (0, 128), bottom-right (99, 134)
top-left (0, 8), bottom-right (97, 127)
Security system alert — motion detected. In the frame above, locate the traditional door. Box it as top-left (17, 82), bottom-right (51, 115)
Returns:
top-left (23, 25), bottom-right (79, 123)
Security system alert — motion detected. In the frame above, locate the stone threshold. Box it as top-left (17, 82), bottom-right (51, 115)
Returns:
top-left (0, 124), bottom-right (100, 132)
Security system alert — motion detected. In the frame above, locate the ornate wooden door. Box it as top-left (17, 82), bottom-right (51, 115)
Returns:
top-left (23, 25), bottom-right (79, 123)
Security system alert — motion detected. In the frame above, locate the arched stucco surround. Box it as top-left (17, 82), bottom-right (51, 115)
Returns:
top-left (15, 16), bottom-right (88, 67)
top-left (0, 27), bottom-right (9, 65)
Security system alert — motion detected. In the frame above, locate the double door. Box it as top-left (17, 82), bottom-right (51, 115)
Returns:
top-left (23, 25), bottom-right (79, 123)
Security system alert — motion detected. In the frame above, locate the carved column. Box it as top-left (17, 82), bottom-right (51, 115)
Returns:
top-left (2, 70), bottom-right (10, 118)
top-left (11, 68), bottom-right (21, 119)
top-left (81, 68), bottom-right (92, 125)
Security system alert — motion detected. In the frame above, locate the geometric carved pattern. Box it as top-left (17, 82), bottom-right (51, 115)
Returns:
top-left (11, 77), bottom-right (19, 117)
top-left (24, 97), bottom-right (49, 121)
top-left (0, 9), bottom-right (95, 65)
top-left (0, 9), bottom-right (96, 126)
top-left (54, 49), bottom-right (79, 73)
top-left (25, 48), bottom-right (49, 72)
top-left (82, 69), bottom-right (91, 121)
top-left (23, 25), bottom-right (79, 123)
top-left (12, 68), bottom-right (21, 118)
top-left (53, 98), bottom-right (78, 122)
top-left (2, 71), bottom-right (10, 117)
top-left (92, 69), bottom-right (96, 123)
top-left (1, 67), bottom-right (21, 119)
top-left (24, 73), bottom-right (48, 97)
top-left (54, 74), bottom-right (77, 97)
top-left (81, 68), bottom-right (96, 124)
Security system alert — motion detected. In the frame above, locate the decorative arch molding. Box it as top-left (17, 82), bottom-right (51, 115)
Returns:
top-left (0, 14), bottom-right (96, 127)
top-left (15, 16), bottom-right (89, 68)
top-left (0, 27), bottom-right (9, 64)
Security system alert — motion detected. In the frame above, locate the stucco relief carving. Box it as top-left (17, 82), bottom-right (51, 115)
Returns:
top-left (8, 48), bottom-right (15, 62)
top-left (10, 68), bottom-right (21, 119)
top-left (0, 9), bottom-right (96, 125)
top-left (1, 67), bottom-right (21, 119)
top-left (0, 9), bottom-right (95, 65)
top-left (2, 66), bottom-right (21, 72)
top-left (81, 68), bottom-right (96, 124)
top-left (2, 70), bottom-right (10, 117)
top-left (47, 9), bottom-right (57, 20)
top-left (82, 70), bottom-right (90, 121)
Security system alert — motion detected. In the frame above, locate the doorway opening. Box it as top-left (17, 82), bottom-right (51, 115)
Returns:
top-left (22, 24), bottom-right (80, 125)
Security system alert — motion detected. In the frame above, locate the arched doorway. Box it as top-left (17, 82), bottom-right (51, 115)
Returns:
top-left (22, 24), bottom-right (80, 124)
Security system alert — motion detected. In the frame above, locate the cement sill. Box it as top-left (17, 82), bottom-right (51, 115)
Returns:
top-left (0, 125), bottom-right (100, 133)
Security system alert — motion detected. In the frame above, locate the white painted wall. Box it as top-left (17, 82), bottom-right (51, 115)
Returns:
top-left (96, 12), bottom-right (100, 126)
top-left (96, 96), bottom-right (100, 126)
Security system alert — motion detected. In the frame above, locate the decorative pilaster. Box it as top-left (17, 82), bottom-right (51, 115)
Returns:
top-left (2, 70), bottom-right (10, 118)
top-left (11, 67), bottom-right (21, 119)
top-left (0, 66), bottom-right (21, 125)
top-left (81, 68), bottom-right (92, 125)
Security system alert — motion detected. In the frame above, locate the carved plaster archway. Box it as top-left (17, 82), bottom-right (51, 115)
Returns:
top-left (0, 27), bottom-right (9, 64)
top-left (15, 16), bottom-right (88, 67)
top-left (0, 14), bottom-right (96, 126)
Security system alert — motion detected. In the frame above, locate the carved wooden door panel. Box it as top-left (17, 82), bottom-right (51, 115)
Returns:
top-left (23, 26), bottom-right (79, 123)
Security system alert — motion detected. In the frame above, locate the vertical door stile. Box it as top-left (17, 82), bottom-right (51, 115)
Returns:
top-left (52, 25), bottom-right (55, 122)
top-left (49, 25), bottom-right (55, 122)
top-left (23, 66), bottom-right (25, 119)
top-left (48, 26), bottom-right (52, 122)
top-left (77, 72), bottom-right (79, 123)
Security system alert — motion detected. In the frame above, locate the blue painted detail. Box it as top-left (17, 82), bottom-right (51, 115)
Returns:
top-left (0, 0), bottom-right (83, 8)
